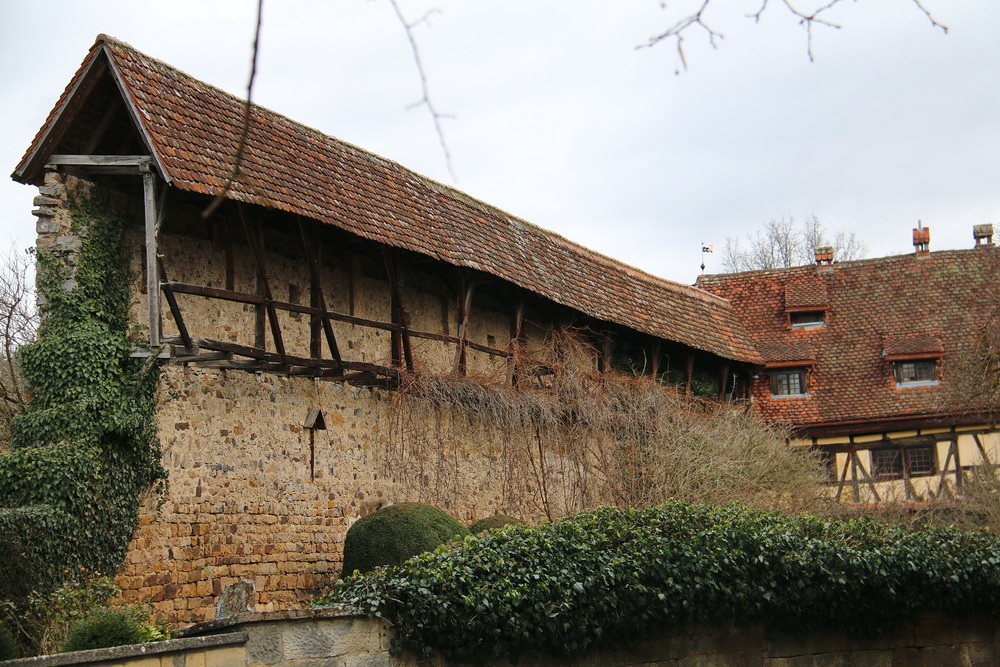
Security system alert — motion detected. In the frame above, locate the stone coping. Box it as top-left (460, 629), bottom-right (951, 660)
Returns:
top-left (172, 607), bottom-right (368, 639)
top-left (1, 632), bottom-right (248, 667)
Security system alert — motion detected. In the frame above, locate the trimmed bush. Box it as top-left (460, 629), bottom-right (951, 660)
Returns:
top-left (340, 503), bottom-right (469, 577)
top-left (61, 609), bottom-right (145, 653)
top-left (317, 502), bottom-right (1000, 663)
top-left (468, 514), bottom-right (524, 534)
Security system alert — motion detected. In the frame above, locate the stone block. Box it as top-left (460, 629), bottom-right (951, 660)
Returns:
top-left (36, 219), bottom-right (59, 234)
top-left (202, 645), bottom-right (246, 667)
top-left (280, 617), bottom-right (386, 660)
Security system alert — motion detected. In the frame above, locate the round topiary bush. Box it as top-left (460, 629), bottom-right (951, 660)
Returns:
top-left (468, 514), bottom-right (525, 535)
top-left (61, 609), bottom-right (145, 653)
top-left (341, 503), bottom-right (469, 577)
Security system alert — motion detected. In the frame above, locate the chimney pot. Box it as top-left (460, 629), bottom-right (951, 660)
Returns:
top-left (813, 246), bottom-right (834, 265)
top-left (973, 223), bottom-right (994, 248)
top-left (913, 226), bottom-right (930, 257)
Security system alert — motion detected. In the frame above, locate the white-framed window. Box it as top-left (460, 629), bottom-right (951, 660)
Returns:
top-left (894, 359), bottom-right (938, 387)
top-left (769, 368), bottom-right (808, 397)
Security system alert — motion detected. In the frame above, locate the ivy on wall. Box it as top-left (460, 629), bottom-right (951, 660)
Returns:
top-left (0, 191), bottom-right (165, 607)
top-left (317, 502), bottom-right (1000, 663)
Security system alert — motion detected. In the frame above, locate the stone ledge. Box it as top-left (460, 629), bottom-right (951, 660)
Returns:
top-left (1, 632), bottom-right (248, 667)
top-left (172, 606), bottom-right (364, 639)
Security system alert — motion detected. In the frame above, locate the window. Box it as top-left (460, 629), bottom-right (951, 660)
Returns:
top-left (894, 359), bottom-right (938, 386)
top-left (789, 311), bottom-right (825, 328)
top-left (770, 368), bottom-right (808, 397)
top-left (870, 446), bottom-right (936, 480)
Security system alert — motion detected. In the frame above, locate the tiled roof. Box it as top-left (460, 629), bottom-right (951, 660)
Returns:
top-left (784, 278), bottom-right (828, 309)
top-left (14, 35), bottom-right (760, 365)
top-left (883, 333), bottom-right (943, 359)
top-left (697, 249), bottom-right (999, 430)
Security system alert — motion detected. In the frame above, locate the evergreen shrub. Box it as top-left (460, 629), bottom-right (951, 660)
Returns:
top-left (340, 503), bottom-right (469, 576)
top-left (60, 609), bottom-right (145, 653)
top-left (468, 514), bottom-right (524, 534)
top-left (316, 501), bottom-right (1000, 663)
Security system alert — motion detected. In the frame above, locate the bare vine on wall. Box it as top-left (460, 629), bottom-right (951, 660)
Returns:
top-left (382, 328), bottom-right (826, 522)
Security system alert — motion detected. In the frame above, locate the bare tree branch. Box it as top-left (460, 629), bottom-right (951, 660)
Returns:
top-left (649, 0), bottom-right (948, 71)
top-left (0, 246), bottom-right (37, 447)
top-left (389, 0), bottom-right (456, 180)
top-left (203, 0), bottom-right (264, 219)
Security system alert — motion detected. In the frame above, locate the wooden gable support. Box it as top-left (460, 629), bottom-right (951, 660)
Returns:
top-left (453, 280), bottom-right (476, 375)
top-left (296, 218), bottom-right (343, 372)
top-left (141, 162), bottom-right (162, 346)
top-left (382, 247), bottom-right (413, 371)
top-left (238, 204), bottom-right (287, 363)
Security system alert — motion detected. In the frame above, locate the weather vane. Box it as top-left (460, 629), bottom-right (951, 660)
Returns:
top-left (700, 242), bottom-right (713, 272)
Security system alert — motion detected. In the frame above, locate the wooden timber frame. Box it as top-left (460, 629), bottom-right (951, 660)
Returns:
top-left (45, 155), bottom-right (740, 392)
top-left (824, 427), bottom-right (997, 503)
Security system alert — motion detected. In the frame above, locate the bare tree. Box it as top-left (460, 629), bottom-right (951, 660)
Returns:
top-left (721, 214), bottom-right (866, 272)
top-left (0, 246), bottom-right (37, 448)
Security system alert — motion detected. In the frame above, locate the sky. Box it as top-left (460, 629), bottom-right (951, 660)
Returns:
top-left (1, 1), bottom-right (998, 284)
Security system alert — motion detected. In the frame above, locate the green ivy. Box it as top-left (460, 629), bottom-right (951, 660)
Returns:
top-left (0, 191), bottom-right (165, 643)
top-left (315, 502), bottom-right (1000, 663)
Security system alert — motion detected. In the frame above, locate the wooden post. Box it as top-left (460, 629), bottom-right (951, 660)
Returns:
top-left (453, 281), bottom-right (475, 375)
top-left (684, 354), bottom-right (694, 397)
top-left (141, 163), bottom-right (160, 346)
top-left (506, 300), bottom-right (525, 385)
top-left (649, 341), bottom-right (661, 380)
top-left (718, 363), bottom-right (730, 402)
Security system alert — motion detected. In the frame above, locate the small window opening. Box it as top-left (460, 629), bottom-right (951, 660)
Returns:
top-left (304, 409), bottom-right (327, 481)
top-left (769, 368), bottom-right (809, 397)
top-left (790, 311), bottom-right (825, 328)
top-left (894, 359), bottom-right (938, 386)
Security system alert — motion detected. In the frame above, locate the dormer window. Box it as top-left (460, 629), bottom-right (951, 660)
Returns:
top-left (769, 368), bottom-right (809, 397)
top-left (882, 333), bottom-right (943, 389)
top-left (893, 359), bottom-right (938, 387)
top-left (789, 311), bottom-right (825, 328)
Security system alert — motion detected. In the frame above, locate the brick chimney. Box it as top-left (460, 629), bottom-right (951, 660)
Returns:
top-left (814, 246), bottom-right (834, 265)
top-left (913, 223), bottom-right (930, 257)
top-left (973, 223), bottom-right (995, 248)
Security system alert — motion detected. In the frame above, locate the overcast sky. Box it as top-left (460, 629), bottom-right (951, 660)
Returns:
top-left (2, 1), bottom-right (998, 284)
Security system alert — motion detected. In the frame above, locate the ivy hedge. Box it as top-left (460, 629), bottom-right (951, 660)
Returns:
top-left (0, 193), bottom-right (164, 609)
top-left (315, 502), bottom-right (1000, 663)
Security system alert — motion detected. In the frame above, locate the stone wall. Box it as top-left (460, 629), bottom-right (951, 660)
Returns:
top-left (36, 608), bottom-right (991, 667)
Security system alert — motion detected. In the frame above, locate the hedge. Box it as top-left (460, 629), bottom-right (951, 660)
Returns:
top-left (315, 501), bottom-right (1000, 663)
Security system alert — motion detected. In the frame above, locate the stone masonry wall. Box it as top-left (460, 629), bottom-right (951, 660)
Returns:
top-left (86, 177), bottom-right (598, 624)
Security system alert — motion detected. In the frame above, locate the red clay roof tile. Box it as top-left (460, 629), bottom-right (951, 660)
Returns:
top-left (15, 36), bottom-right (761, 365)
top-left (698, 249), bottom-right (999, 429)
